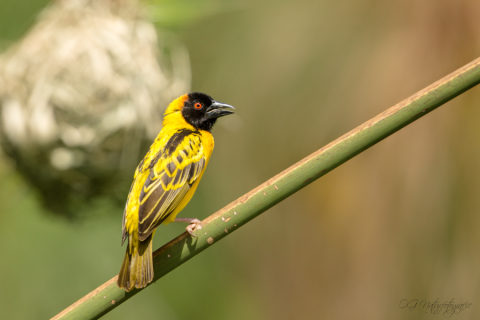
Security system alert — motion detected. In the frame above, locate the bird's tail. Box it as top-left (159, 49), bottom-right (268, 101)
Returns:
top-left (117, 234), bottom-right (154, 292)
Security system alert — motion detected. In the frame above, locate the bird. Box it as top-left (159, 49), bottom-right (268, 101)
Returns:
top-left (117, 92), bottom-right (235, 291)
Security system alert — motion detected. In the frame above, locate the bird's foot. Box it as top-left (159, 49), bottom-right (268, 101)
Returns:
top-left (174, 218), bottom-right (202, 237)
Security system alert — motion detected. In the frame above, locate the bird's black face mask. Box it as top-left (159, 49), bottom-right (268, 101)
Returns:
top-left (182, 92), bottom-right (235, 132)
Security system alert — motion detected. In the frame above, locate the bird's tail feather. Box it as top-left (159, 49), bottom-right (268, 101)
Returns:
top-left (117, 235), bottom-right (153, 292)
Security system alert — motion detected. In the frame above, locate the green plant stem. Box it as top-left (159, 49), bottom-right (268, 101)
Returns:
top-left (51, 57), bottom-right (480, 320)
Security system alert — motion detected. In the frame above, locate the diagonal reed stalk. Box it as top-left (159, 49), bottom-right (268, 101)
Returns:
top-left (52, 57), bottom-right (480, 320)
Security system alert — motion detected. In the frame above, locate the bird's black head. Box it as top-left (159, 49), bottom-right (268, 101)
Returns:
top-left (182, 92), bottom-right (235, 132)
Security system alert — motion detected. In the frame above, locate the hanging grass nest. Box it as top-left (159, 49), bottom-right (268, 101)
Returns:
top-left (0, 0), bottom-right (191, 218)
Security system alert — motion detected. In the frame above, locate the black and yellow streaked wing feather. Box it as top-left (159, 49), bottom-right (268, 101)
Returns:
top-left (136, 130), bottom-right (206, 241)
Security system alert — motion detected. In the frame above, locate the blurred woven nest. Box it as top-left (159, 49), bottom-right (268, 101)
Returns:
top-left (0, 0), bottom-right (191, 218)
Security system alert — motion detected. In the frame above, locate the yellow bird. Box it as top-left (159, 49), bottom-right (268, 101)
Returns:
top-left (117, 92), bottom-right (235, 291)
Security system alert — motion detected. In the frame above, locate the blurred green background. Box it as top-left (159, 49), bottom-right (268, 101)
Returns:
top-left (1, 0), bottom-right (480, 319)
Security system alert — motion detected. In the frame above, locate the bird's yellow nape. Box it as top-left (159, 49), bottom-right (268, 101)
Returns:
top-left (164, 94), bottom-right (189, 115)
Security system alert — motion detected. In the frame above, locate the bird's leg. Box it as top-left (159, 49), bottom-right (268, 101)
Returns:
top-left (174, 218), bottom-right (202, 237)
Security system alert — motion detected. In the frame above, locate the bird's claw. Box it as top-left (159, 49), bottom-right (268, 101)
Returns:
top-left (186, 219), bottom-right (202, 237)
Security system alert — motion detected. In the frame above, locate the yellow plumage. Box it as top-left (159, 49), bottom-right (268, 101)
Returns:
top-left (117, 93), bottom-right (233, 291)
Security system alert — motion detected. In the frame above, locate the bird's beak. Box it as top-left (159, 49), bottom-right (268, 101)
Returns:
top-left (206, 101), bottom-right (235, 119)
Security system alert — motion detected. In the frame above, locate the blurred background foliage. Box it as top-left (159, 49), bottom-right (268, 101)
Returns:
top-left (0, 0), bottom-right (192, 217)
top-left (1, 0), bottom-right (480, 319)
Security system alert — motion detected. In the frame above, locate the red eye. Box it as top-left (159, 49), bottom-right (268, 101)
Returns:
top-left (194, 102), bottom-right (203, 110)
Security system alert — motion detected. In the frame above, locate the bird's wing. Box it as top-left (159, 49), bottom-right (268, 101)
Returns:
top-left (137, 132), bottom-right (206, 241)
